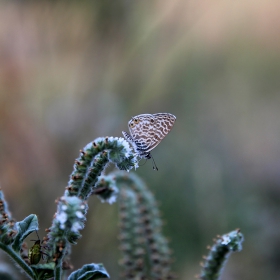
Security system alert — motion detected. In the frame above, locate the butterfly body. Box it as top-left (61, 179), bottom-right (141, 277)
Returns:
top-left (122, 113), bottom-right (176, 160)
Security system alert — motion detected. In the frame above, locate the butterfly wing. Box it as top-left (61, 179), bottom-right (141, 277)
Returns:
top-left (147, 113), bottom-right (176, 151)
top-left (122, 131), bottom-right (139, 152)
top-left (128, 113), bottom-right (176, 154)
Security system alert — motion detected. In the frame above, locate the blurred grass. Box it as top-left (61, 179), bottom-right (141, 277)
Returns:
top-left (0, 0), bottom-right (280, 279)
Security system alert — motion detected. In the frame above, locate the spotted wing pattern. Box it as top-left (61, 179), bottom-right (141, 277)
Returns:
top-left (122, 113), bottom-right (176, 159)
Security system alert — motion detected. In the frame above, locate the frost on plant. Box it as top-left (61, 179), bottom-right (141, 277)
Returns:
top-left (45, 196), bottom-right (88, 268)
top-left (0, 135), bottom-right (244, 280)
top-left (199, 229), bottom-right (244, 280)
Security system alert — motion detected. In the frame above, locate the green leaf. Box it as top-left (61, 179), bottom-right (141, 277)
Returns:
top-left (31, 263), bottom-right (55, 280)
top-left (12, 214), bottom-right (38, 252)
top-left (68, 264), bottom-right (110, 280)
top-left (31, 262), bottom-right (55, 270)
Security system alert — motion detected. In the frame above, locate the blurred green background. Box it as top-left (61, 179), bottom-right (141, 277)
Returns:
top-left (0, 1), bottom-right (280, 279)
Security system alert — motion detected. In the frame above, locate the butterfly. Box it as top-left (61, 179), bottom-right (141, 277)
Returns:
top-left (122, 113), bottom-right (176, 170)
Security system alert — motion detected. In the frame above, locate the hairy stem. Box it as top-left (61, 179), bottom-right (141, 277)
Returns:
top-left (199, 229), bottom-right (244, 280)
top-left (54, 261), bottom-right (62, 280)
top-left (0, 242), bottom-right (36, 279)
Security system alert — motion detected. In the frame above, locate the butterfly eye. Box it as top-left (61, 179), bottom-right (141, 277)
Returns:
top-left (130, 123), bottom-right (134, 127)
top-left (134, 119), bottom-right (139, 124)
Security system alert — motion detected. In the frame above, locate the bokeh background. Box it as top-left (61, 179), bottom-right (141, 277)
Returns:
top-left (1, 1), bottom-right (280, 279)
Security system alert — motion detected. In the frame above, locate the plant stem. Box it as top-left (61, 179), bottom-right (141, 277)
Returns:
top-left (0, 242), bottom-right (36, 279)
top-left (54, 262), bottom-right (62, 280)
top-left (199, 229), bottom-right (244, 280)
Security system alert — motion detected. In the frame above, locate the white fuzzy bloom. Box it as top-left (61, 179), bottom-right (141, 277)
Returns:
top-left (119, 137), bottom-right (130, 149)
top-left (107, 195), bottom-right (117, 205)
top-left (98, 185), bottom-right (118, 205)
top-left (61, 205), bottom-right (67, 211)
top-left (76, 211), bottom-right (83, 218)
top-left (117, 137), bottom-right (133, 157)
top-left (71, 222), bottom-right (82, 232)
top-left (221, 235), bottom-right (231, 245)
top-left (56, 212), bottom-right (67, 229)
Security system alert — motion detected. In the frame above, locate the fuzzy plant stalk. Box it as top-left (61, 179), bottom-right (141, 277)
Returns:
top-left (0, 137), bottom-right (137, 280)
top-left (44, 137), bottom-right (137, 278)
top-left (199, 229), bottom-right (244, 280)
top-left (94, 171), bottom-right (175, 280)
top-left (118, 188), bottom-right (146, 279)
top-left (0, 135), bottom-right (245, 280)
top-left (64, 137), bottom-right (137, 199)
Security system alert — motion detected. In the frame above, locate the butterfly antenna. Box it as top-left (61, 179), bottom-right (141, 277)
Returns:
top-left (150, 154), bottom-right (158, 171)
top-left (30, 230), bottom-right (41, 242)
top-left (35, 230), bottom-right (39, 239)
top-left (138, 158), bottom-right (148, 166)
